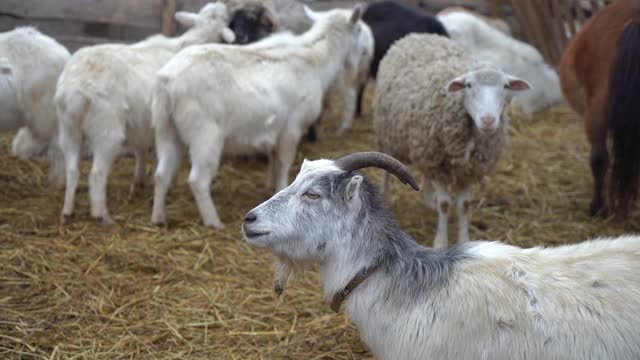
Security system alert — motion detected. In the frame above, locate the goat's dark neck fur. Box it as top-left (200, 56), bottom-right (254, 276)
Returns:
top-left (321, 173), bottom-right (469, 306)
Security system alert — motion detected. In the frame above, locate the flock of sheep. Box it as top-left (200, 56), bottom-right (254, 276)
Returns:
top-left (2, 0), bottom-right (640, 358)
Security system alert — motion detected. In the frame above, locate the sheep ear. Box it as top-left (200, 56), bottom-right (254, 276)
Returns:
top-left (445, 77), bottom-right (466, 93)
top-left (350, 4), bottom-right (362, 24)
top-left (175, 12), bottom-right (198, 27)
top-left (506, 76), bottom-right (531, 91)
top-left (346, 175), bottom-right (363, 201)
top-left (222, 27), bottom-right (236, 43)
top-left (303, 5), bottom-right (320, 21)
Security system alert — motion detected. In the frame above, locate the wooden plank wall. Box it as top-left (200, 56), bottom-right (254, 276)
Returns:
top-left (500, 0), bottom-right (611, 64)
top-left (0, 0), bottom-right (214, 52)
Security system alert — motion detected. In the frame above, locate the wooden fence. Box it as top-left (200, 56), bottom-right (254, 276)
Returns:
top-left (491, 0), bottom-right (612, 64)
top-left (0, 0), bottom-right (212, 52)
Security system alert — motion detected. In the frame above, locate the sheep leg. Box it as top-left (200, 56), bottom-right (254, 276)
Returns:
top-left (355, 82), bottom-right (366, 117)
top-left (456, 186), bottom-right (472, 244)
top-left (422, 175), bottom-right (436, 210)
top-left (60, 129), bottom-right (82, 222)
top-left (433, 182), bottom-right (451, 249)
top-left (336, 73), bottom-right (357, 136)
top-left (266, 149), bottom-right (277, 189)
top-left (151, 129), bottom-right (184, 225)
top-left (48, 141), bottom-right (66, 188)
top-left (88, 142), bottom-right (119, 225)
top-left (128, 148), bottom-right (147, 200)
top-left (273, 130), bottom-right (300, 192)
top-left (188, 128), bottom-right (224, 229)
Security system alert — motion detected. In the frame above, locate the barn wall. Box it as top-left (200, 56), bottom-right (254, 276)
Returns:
top-left (0, 0), bottom-right (515, 53)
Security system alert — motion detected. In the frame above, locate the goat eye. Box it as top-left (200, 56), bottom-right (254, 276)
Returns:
top-left (303, 192), bottom-right (321, 199)
top-left (504, 84), bottom-right (511, 89)
top-left (465, 83), bottom-right (472, 88)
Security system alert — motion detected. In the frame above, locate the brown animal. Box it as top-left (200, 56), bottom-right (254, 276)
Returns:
top-left (438, 6), bottom-right (512, 36)
top-left (559, 0), bottom-right (640, 217)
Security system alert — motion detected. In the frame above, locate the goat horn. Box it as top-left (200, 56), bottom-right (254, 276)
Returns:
top-left (334, 152), bottom-right (420, 191)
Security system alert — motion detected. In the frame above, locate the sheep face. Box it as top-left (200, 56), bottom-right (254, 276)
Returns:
top-left (228, 5), bottom-right (277, 44)
top-left (243, 159), bottom-right (361, 262)
top-left (445, 68), bottom-right (531, 132)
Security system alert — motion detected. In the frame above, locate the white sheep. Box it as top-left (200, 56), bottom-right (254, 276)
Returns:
top-left (437, 11), bottom-right (561, 116)
top-left (320, 19), bottom-right (373, 136)
top-left (150, 6), bottom-right (364, 228)
top-left (375, 34), bottom-right (530, 248)
top-left (56, 3), bottom-right (235, 224)
top-left (0, 27), bottom-right (70, 185)
top-left (242, 151), bottom-right (640, 360)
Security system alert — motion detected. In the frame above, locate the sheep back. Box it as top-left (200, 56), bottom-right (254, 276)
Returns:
top-left (374, 33), bottom-right (507, 188)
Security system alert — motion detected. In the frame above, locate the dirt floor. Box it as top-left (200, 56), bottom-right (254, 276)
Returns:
top-left (1, 87), bottom-right (638, 359)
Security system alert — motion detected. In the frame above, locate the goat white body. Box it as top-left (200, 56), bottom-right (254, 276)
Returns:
top-left (151, 8), bottom-right (362, 228)
top-left (0, 27), bottom-right (70, 183)
top-left (325, 20), bottom-right (374, 135)
top-left (438, 12), bottom-right (563, 116)
top-left (341, 236), bottom-right (640, 359)
top-left (243, 154), bottom-right (640, 359)
top-left (55, 4), bottom-right (234, 224)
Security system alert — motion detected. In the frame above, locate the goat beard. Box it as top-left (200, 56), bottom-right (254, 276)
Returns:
top-left (273, 257), bottom-right (310, 299)
top-left (273, 257), bottom-right (294, 298)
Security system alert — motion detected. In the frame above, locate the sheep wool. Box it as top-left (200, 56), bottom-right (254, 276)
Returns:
top-left (375, 33), bottom-right (506, 188)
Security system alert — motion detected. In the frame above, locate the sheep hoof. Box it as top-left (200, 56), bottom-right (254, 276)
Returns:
top-left (95, 215), bottom-right (115, 226)
top-left (151, 215), bottom-right (166, 226)
top-left (305, 126), bottom-right (318, 143)
top-left (60, 213), bottom-right (73, 224)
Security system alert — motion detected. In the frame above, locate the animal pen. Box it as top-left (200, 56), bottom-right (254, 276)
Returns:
top-left (0, 0), bottom-right (636, 359)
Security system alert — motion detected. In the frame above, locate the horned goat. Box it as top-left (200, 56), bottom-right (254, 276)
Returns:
top-left (55, 3), bottom-right (235, 224)
top-left (243, 151), bottom-right (640, 360)
top-left (0, 27), bottom-right (70, 185)
top-left (150, 6), bottom-right (364, 228)
top-left (375, 34), bottom-right (530, 248)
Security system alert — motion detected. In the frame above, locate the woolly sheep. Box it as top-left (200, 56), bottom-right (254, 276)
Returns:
top-left (242, 151), bottom-right (640, 360)
top-left (374, 34), bottom-right (530, 248)
top-left (56, 3), bottom-right (235, 225)
top-left (150, 6), bottom-right (364, 228)
top-left (0, 27), bottom-right (70, 185)
top-left (437, 11), bottom-right (561, 116)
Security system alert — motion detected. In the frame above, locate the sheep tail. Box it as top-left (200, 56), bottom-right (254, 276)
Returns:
top-left (151, 76), bottom-right (172, 132)
top-left (608, 19), bottom-right (640, 216)
top-left (56, 90), bottom-right (89, 149)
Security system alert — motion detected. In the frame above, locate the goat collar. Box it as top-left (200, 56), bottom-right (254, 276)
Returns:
top-left (330, 263), bottom-right (380, 313)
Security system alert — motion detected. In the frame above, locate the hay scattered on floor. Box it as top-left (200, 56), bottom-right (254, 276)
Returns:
top-left (1, 87), bottom-right (637, 359)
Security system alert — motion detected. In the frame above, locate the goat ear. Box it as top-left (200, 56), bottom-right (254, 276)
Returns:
top-left (222, 27), bottom-right (236, 43)
top-left (303, 5), bottom-right (320, 21)
top-left (260, 10), bottom-right (278, 30)
top-left (445, 77), bottom-right (466, 93)
top-left (346, 175), bottom-right (363, 201)
top-left (175, 12), bottom-right (198, 27)
top-left (506, 76), bottom-right (531, 92)
top-left (300, 159), bottom-right (310, 172)
top-left (350, 4), bottom-right (362, 24)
